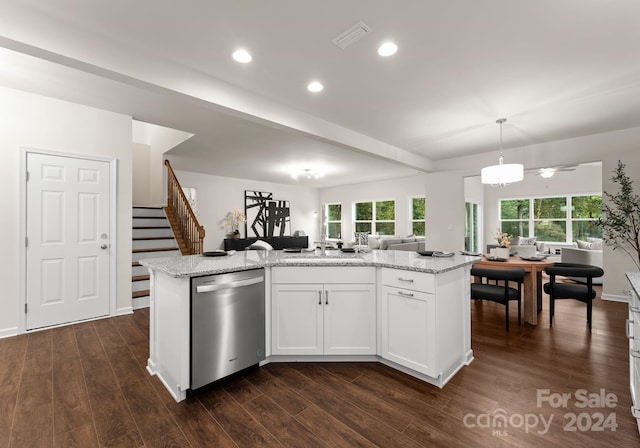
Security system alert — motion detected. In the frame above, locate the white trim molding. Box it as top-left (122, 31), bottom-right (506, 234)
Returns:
top-left (602, 293), bottom-right (630, 303)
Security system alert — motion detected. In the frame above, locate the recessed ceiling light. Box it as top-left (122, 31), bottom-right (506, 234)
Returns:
top-left (378, 41), bottom-right (398, 57)
top-left (307, 81), bottom-right (324, 93)
top-left (232, 49), bottom-right (252, 63)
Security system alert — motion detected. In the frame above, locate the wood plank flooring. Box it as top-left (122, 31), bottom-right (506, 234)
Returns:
top-left (1, 284), bottom-right (639, 447)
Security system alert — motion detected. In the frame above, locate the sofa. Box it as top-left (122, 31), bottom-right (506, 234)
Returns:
top-left (368, 235), bottom-right (426, 252)
top-left (560, 240), bottom-right (604, 284)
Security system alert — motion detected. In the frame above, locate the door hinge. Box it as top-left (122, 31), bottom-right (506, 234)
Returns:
top-left (25, 304), bottom-right (27, 314)
top-left (25, 237), bottom-right (28, 248)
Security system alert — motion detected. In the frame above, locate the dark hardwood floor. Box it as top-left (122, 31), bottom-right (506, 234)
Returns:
top-left (1, 282), bottom-right (638, 447)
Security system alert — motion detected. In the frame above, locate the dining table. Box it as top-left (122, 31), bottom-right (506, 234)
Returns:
top-left (473, 256), bottom-right (555, 326)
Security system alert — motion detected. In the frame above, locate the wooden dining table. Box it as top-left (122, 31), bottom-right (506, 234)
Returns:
top-left (473, 256), bottom-right (555, 325)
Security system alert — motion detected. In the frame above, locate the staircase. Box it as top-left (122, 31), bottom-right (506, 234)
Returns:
top-left (132, 206), bottom-right (180, 309)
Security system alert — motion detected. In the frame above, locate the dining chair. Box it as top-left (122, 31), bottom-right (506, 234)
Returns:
top-left (543, 263), bottom-right (604, 332)
top-left (470, 266), bottom-right (526, 331)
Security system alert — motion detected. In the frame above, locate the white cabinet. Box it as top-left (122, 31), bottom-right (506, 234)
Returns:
top-left (271, 267), bottom-right (376, 356)
top-left (381, 285), bottom-right (436, 376)
top-left (627, 279), bottom-right (640, 433)
top-left (380, 267), bottom-right (472, 386)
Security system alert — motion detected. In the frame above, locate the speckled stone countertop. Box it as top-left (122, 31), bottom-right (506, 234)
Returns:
top-left (627, 272), bottom-right (640, 296)
top-left (139, 249), bottom-right (481, 278)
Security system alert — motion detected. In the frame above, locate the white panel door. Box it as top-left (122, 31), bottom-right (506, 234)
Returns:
top-left (26, 152), bottom-right (111, 330)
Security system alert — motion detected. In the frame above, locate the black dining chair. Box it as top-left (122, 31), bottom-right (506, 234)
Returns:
top-left (470, 266), bottom-right (526, 331)
top-left (543, 263), bottom-right (604, 332)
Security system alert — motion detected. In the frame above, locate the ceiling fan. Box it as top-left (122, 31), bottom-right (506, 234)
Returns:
top-left (525, 165), bottom-right (578, 178)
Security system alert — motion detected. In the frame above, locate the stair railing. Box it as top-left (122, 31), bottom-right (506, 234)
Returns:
top-left (165, 160), bottom-right (205, 254)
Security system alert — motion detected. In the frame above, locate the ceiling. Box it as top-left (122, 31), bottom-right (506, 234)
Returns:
top-left (2, 1), bottom-right (640, 187)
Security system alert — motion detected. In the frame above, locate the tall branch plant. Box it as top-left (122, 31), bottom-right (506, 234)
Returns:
top-left (598, 160), bottom-right (640, 270)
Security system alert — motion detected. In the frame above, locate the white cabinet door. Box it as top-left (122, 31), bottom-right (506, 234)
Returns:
top-left (324, 284), bottom-right (376, 355)
top-left (381, 285), bottom-right (436, 376)
top-left (272, 284), bottom-right (323, 355)
top-left (629, 288), bottom-right (640, 432)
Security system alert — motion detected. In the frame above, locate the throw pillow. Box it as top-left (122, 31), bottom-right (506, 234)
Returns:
top-left (517, 236), bottom-right (537, 246)
top-left (578, 238), bottom-right (603, 250)
top-left (368, 236), bottom-right (381, 249)
top-left (576, 239), bottom-right (592, 249)
top-left (402, 236), bottom-right (416, 243)
top-left (354, 232), bottom-right (369, 246)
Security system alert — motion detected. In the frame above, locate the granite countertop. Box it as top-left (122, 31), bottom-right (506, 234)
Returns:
top-left (626, 272), bottom-right (640, 296)
top-left (139, 249), bottom-right (481, 278)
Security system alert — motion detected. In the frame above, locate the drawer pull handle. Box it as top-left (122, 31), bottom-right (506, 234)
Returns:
top-left (631, 305), bottom-right (640, 313)
top-left (632, 407), bottom-right (640, 419)
top-left (398, 277), bottom-right (414, 283)
top-left (631, 349), bottom-right (640, 359)
top-left (627, 319), bottom-right (634, 340)
top-left (325, 290), bottom-right (329, 305)
top-left (318, 290), bottom-right (322, 305)
top-left (398, 291), bottom-right (414, 297)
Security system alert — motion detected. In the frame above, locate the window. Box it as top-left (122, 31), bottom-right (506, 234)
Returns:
top-left (533, 197), bottom-right (567, 242)
top-left (326, 203), bottom-right (342, 239)
top-left (354, 200), bottom-right (395, 236)
top-left (411, 197), bottom-right (426, 236)
top-left (499, 194), bottom-right (602, 243)
top-left (500, 199), bottom-right (530, 238)
top-left (465, 202), bottom-right (480, 253)
top-left (571, 195), bottom-right (603, 240)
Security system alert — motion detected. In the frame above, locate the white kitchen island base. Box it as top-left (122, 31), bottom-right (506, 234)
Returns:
top-left (141, 250), bottom-right (478, 402)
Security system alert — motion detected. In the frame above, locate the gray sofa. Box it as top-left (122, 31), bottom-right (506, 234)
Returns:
top-left (368, 235), bottom-right (426, 252)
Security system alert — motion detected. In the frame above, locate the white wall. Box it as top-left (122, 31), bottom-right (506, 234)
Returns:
top-left (319, 174), bottom-right (427, 243)
top-left (425, 172), bottom-right (466, 253)
top-left (132, 142), bottom-right (151, 206)
top-left (171, 168), bottom-right (320, 251)
top-left (0, 86), bottom-right (133, 334)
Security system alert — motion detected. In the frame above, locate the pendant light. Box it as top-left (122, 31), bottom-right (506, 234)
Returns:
top-left (481, 118), bottom-right (524, 186)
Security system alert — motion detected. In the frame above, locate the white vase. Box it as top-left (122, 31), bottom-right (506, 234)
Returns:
top-left (496, 247), bottom-right (510, 259)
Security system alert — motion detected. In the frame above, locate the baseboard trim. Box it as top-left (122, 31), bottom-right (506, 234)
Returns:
top-left (132, 296), bottom-right (150, 310)
top-left (602, 293), bottom-right (630, 303)
top-left (116, 306), bottom-right (134, 316)
top-left (0, 327), bottom-right (18, 339)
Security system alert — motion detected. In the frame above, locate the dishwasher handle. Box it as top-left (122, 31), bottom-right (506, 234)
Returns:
top-left (196, 276), bottom-right (264, 293)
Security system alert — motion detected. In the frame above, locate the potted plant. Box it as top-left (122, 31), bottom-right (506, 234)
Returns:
top-left (494, 229), bottom-right (512, 258)
top-left (598, 160), bottom-right (640, 270)
top-left (223, 209), bottom-right (246, 239)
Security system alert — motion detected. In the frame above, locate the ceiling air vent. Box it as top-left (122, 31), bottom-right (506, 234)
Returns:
top-left (332, 21), bottom-right (372, 49)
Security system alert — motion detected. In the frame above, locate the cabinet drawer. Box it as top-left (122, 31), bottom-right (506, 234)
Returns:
top-left (381, 268), bottom-right (435, 293)
top-left (272, 266), bottom-right (375, 284)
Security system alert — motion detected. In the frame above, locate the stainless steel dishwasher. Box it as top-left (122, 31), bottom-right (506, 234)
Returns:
top-left (190, 268), bottom-right (265, 390)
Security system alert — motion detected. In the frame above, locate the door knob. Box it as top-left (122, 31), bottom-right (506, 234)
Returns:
top-left (100, 244), bottom-right (108, 249)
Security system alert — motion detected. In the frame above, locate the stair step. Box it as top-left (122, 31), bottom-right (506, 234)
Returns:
top-left (132, 261), bottom-right (141, 267)
top-left (132, 247), bottom-right (178, 253)
top-left (133, 290), bottom-right (149, 299)
top-left (133, 226), bottom-right (171, 229)
top-left (133, 236), bottom-right (175, 241)
top-left (133, 219), bottom-right (170, 227)
top-left (132, 274), bottom-right (150, 282)
top-left (132, 206), bottom-right (166, 218)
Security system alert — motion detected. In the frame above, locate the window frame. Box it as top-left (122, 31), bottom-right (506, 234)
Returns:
top-left (353, 198), bottom-right (396, 236)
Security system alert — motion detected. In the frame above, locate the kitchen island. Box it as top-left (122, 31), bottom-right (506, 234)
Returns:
top-left (141, 250), bottom-right (479, 402)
